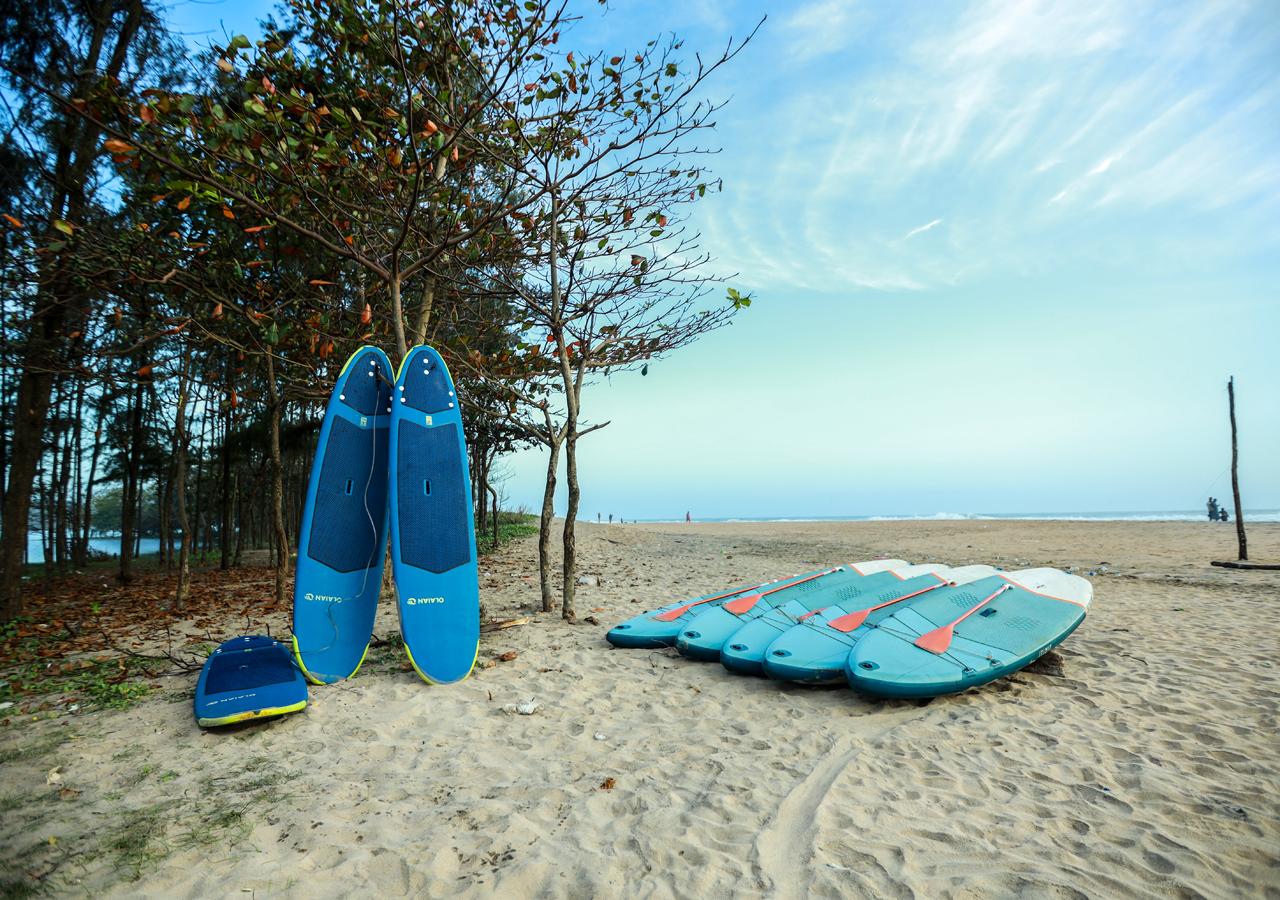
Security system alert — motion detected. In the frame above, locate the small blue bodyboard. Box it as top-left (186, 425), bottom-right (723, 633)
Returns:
top-left (195, 635), bottom-right (307, 727)
top-left (389, 345), bottom-right (479, 685)
top-left (292, 346), bottom-right (394, 684)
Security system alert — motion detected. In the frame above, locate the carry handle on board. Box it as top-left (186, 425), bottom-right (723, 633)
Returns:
top-left (721, 566), bottom-right (843, 615)
top-left (913, 584), bottom-right (1013, 655)
top-left (825, 581), bottom-right (949, 633)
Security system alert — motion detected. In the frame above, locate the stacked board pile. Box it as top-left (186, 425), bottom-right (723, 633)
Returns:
top-left (607, 560), bottom-right (1093, 699)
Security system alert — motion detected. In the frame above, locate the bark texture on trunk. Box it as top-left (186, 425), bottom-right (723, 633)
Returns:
top-left (266, 354), bottom-right (290, 606)
top-left (561, 428), bottom-right (579, 622)
top-left (538, 439), bottom-right (561, 613)
top-left (174, 370), bottom-right (191, 609)
top-left (117, 382), bottom-right (145, 584)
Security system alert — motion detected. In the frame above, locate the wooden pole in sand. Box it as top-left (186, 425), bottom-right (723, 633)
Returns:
top-left (1228, 377), bottom-right (1247, 561)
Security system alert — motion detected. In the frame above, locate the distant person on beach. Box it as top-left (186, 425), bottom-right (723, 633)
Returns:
top-left (686, 511), bottom-right (691, 522)
top-left (609, 514), bottom-right (613, 524)
top-left (1207, 498), bottom-right (1218, 521)
top-left (1220, 507), bottom-right (1230, 522)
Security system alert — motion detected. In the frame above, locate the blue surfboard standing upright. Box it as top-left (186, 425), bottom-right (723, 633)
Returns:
top-left (389, 345), bottom-right (480, 684)
top-left (292, 347), bottom-right (394, 684)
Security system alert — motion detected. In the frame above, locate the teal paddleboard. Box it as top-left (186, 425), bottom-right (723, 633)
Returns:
top-left (606, 574), bottom-right (809, 650)
top-left (675, 560), bottom-right (910, 661)
top-left (757, 565), bottom-right (997, 684)
top-left (292, 347), bottom-right (393, 684)
top-left (846, 568), bottom-right (1092, 699)
top-left (389, 345), bottom-right (479, 685)
top-left (721, 564), bottom-right (956, 678)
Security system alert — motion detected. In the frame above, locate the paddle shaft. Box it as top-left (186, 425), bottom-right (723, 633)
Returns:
top-left (722, 566), bottom-right (844, 615)
top-left (825, 579), bottom-right (949, 633)
top-left (914, 584), bottom-right (1013, 654)
top-left (652, 578), bottom-right (780, 622)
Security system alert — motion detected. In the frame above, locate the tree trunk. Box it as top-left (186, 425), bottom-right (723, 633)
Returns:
top-left (55, 381), bottom-right (74, 575)
top-left (0, 330), bottom-right (60, 620)
top-left (561, 426), bottom-right (580, 622)
top-left (118, 381), bottom-right (144, 584)
top-left (158, 463), bottom-right (171, 566)
top-left (78, 422), bottom-right (103, 569)
top-left (219, 401), bottom-right (232, 570)
top-left (389, 272), bottom-right (408, 361)
top-left (409, 273), bottom-right (437, 348)
top-left (266, 353), bottom-right (290, 606)
top-left (174, 358), bottom-right (192, 608)
top-left (538, 438), bottom-right (561, 613)
top-left (488, 481), bottom-right (499, 549)
top-left (232, 473), bottom-right (244, 567)
top-left (1228, 377), bottom-right (1247, 561)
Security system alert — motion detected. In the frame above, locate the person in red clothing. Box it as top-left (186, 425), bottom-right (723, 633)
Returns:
top-left (685, 511), bottom-right (690, 522)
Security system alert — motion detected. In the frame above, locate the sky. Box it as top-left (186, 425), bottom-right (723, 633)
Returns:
top-left (167, 0), bottom-right (1280, 519)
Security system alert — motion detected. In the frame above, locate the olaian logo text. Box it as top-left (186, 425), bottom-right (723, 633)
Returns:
top-left (406, 597), bottom-right (445, 605)
top-left (304, 593), bottom-right (345, 603)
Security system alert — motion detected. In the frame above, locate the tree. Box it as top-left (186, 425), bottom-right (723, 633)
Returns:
top-left (80, 0), bottom-right (581, 361)
top-left (0, 0), bottom-right (184, 618)
top-left (453, 25), bottom-right (757, 619)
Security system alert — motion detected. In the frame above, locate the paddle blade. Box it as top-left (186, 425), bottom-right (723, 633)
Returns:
top-left (722, 593), bottom-right (761, 615)
top-left (654, 603), bottom-right (697, 622)
top-left (914, 623), bottom-right (955, 655)
top-left (826, 609), bottom-right (869, 633)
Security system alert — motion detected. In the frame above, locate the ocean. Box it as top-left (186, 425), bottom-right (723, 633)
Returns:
top-left (633, 510), bottom-right (1280, 524)
top-left (25, 536), bottom-right (163, 565)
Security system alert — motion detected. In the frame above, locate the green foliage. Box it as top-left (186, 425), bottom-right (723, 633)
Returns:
top-left (1, 643), bottom-right (157, 713)
top-left (476, 513), bottom-right (539, 557)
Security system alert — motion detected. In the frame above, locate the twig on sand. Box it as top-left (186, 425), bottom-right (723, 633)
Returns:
top-left (480, 617), bottom-right (530, 634)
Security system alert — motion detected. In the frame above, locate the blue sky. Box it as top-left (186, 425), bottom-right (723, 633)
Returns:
top-left (169, 0), bottom-right (1279, 518)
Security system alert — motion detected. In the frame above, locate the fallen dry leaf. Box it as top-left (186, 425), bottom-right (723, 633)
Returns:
top-left (599, 778), bottom-right (616, 791)
top-left (499, 651), bottom-right (518, 662)
top-left (689, 684), bottom-right (701, 693)
top-left (60, 789), bottom-right (81, 800)
top-left (583, 616), bottom-right (601, 626)
top-left (46, 766), bottom-right (64, 786)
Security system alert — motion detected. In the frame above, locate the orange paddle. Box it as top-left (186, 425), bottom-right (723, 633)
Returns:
top-left (825, 580), bottom-right (949, 633)
top-left (913, 584), bottom-right (1012, 654)
top-left (721, 566), bottom-right (843, 615)
top-left (652, 579), bottom-right (777, 622)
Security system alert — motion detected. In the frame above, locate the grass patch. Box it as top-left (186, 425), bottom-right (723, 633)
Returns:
top-left (476, 513), bottom-right (539, 557)
top-left (0, 871), bottom-right (45, 900)
top-left (0, 790), bottom-right (64, 900)
top-left (110, 755), bottom-right (300, 880)
top-left (0, 733), bottom-right (72, 766)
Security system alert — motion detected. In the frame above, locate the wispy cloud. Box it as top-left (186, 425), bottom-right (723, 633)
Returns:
top-left (697, 0), bottom-right (1279, 292)
top-left (905, 219), bottom-right (943, 239)
top-left (781, 0), bottom-right (873, 61)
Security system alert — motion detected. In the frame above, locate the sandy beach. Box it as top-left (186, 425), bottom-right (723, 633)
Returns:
top-left (2, 518), bottom-right (1278, 899)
